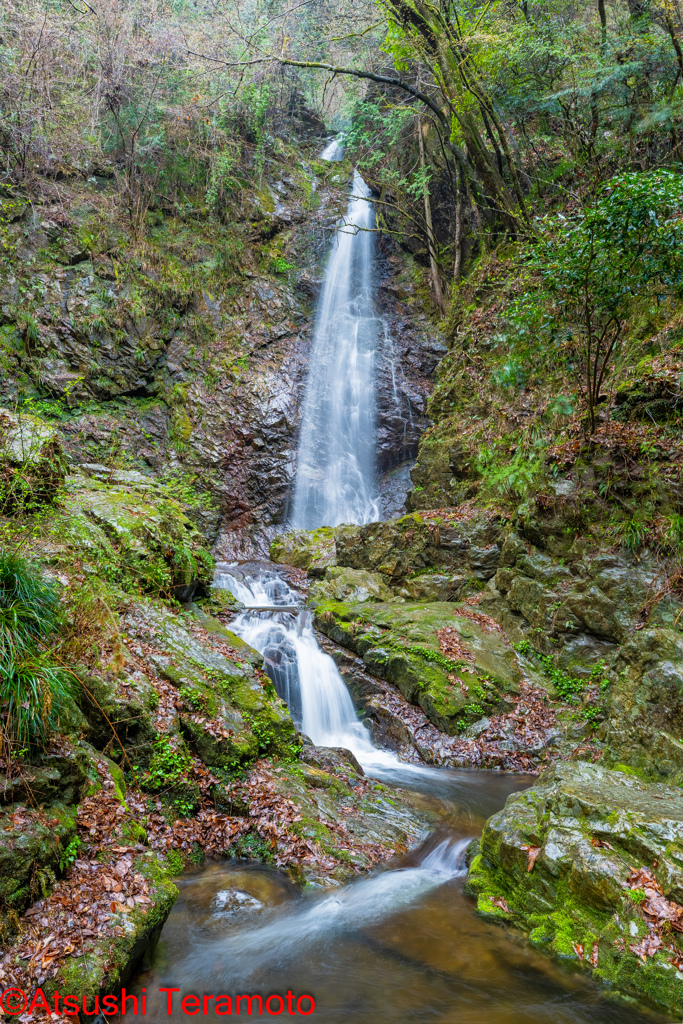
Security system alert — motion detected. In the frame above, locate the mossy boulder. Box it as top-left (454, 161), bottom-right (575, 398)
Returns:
top-left (401, 570), bottom-right (466, 602)
top-left (0, 748), bottom-right (90, 808)
top-left (465, 761), bottom-right (683, 1017)
top-left (314, 600), bottom-right (522, 734)
top-left (308, 567), bottom-right (394, 606)
top-left (127, 602), bottom-right (296, 769)
top-left (260, 747), bottom-right (434, 884)
top-left (479, 533), bottom-right (681, 670)
top-left (0, 804), bottom-right (76, 940)
top-left (0, 410), bottom-right (67, 511)
top-left (63, 473), bottom-right (213, 601)
top-left (334, 512), bottom-right (505, 583)
top-left (407, 418), bottom-right (480, 510)
top-left (270, 525), bottom-right (357, 576)
top-left (602, 628), bottom-right (683, 783)
top-left (42, 472), bottom-right (214, 601)
top-left (76, 669), bottom-right (159, 764)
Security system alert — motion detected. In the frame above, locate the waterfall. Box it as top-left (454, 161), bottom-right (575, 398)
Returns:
top-left (226, 570), bottom-right (377, 759)
top-left (319, 137), bottom-right (345, 162)
top-left (221, 567), bottom-right (426, 777)
top-left (290, 169), bottom-right (380, 529)
top-left (216, 146), bottom-right (411, 775)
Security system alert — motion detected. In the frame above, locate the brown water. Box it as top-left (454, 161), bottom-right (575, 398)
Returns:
top-left (127, 766), bottom-right (667, 1024)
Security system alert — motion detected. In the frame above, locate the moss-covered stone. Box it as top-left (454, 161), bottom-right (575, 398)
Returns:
top-left (464, 761), bottom-right (683, 1016)
top-left (333, 512), bottom-right (505, 583)
top-left (270, 525), bottom-right (358, 576)
top-left (61, 473), bottom-right (214, 600)
top-left (0, 804), bottom-right (76, 940)
top-left (314, 599), bottom-right (521, 733)
top-left (0, 748), bottom-right (89, 808)
top-left (258, 746), bottom-right (435, 885)
top-left (308, 566), bottom-right (394, 606)
top-left (129, 601), bottom-right (296, 768)
top-left (76, 669), bottom-right (159, 763)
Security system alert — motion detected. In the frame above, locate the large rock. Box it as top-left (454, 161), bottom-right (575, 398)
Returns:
top-left (308, 566), bottom-right (394, 605)
top-left (124, 601), bottom-right (297, 769)
top-left (314, 600), bottom-right (523, 734)
top-left (334, 511), bottom-right (506, 583)
top-left (465, 761), bottom-right (683, 1016)
top-left (250, 748), bottom-right (436, 885)
top-left (602, 628), bottom-right (683, 782)
top-left (270, 525), bottom-right (358, 576)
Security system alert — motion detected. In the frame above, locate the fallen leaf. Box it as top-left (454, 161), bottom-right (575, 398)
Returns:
top-left (630, 933), bottom-right (663, 962)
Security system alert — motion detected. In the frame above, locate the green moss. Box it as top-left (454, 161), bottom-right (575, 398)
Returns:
top-left (163, 849), bottom-right (185, 876)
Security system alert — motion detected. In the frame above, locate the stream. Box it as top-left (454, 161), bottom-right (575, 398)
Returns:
top-left (128, 151), bottom-right (664, 1022)
top-left (128, 565), bottom-right (664, 1024)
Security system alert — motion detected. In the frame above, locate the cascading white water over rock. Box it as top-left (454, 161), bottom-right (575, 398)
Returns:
top-left (291, 168), bottom-right (380, 528)
top-left (223, 569), bottom-right (380, 761)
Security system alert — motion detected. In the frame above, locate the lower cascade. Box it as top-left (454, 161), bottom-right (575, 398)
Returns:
top-left (216, 566), bottom-right (401, 773)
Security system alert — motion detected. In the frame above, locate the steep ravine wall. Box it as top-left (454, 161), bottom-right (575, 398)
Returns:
top-left (0, 159), bottom-right (443, 559)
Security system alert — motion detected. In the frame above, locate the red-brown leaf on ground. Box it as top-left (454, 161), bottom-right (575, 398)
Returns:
top-left (628, 866), bottom-right (661, 892)
top-left (591, 837), bottom-right (614, 850)
top-left (588, 943), bottom-right (599, 967)
top-left (630, 933), bottom-right (663, 962)
top-left (573, 942), bottom-right (585, 960)
top-left (492, 896), bottom-right (510, 913)
top-left (669, 950), bottom-right (683, 971)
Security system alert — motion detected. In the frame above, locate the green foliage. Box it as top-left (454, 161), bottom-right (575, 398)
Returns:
top-left (206, 146), bottom-right (242, 212)
top-left (476, 445), bottom-right (542, 501)
top-left (0, 550), bottom-right (73, 751)
top-left (514, 640), bottom-right (584, 702)
top-left (521, 171), bottom-right (683, 430)
top-left (59, 835), bottom-right (82, 873)
top-left (135, 737), bottom-right (191, 793)
top-left (270, 256), bottom-right (294, 274)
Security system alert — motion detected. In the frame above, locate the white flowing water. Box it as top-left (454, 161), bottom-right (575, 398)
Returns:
top-left (223, 567), bottom-right (414, 776)
top-left (290, 168), bottom-right (380, 528)
top-left (319, 137), bottom-right (345, 161)
top-left (176, 837), bottom-right (470, 989)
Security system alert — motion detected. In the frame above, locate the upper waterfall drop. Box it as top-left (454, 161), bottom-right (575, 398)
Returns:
top-left (319, 137), bottom-right (345, 161)
top-left (290, 165), bottom-right (380, 529)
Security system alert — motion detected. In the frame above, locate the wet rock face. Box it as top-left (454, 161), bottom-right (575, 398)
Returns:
top-left (602, 628), bottom-right (683, 782)
top-left (465, 761), bottom-right (683, 1017)
top-left (0, 185), bottom-right (441, 558)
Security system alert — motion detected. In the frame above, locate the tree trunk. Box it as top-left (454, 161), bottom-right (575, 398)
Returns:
top-left (417, 115), bottom-right (445, 312)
